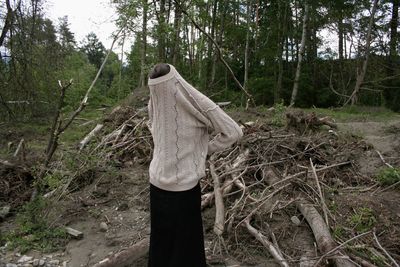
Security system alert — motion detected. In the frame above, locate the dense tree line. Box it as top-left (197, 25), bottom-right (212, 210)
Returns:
top-left (117, 0), bottom-right (400, 110)
top-left (0, 0), bottom-right (127, 121)
top-left (1, 0), bottom-right (399, 122)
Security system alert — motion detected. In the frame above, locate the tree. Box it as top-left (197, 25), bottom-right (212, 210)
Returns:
top-left (290, 1), bottom-right (309, 107)
top-left (80, 32), bottom-right (106, 69)
top-left (385, 0), bottom-right (400, 111)
top-left (345, 0), bottom-right (380, 105)
top-left (139, 0), bottom-right (148, 87)
top-left (58, 16), bottom-right (75, 52)
top-left (244, 0), bottom-right (252, 91)
top-left (0, 0), bottom-right (22, 47)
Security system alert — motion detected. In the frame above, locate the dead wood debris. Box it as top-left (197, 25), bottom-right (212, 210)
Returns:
top-left (87, 108), bottom-right (398, 266)
top-left (286, 110), bottom-right (337, 133)
top-left (0, 160), bottom-right (34, 208)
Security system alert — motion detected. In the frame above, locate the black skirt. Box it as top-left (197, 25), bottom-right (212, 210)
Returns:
top-left (148, 183), bottom-right (207, 267)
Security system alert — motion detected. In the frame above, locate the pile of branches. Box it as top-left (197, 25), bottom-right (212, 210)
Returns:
top-left (0, 160), bottom-right (34, 208)
top-left (200, 122), bottom-right (376, 267)
top-left (93, 107), bottom-right (152, 165)
top-left (91, 108), bottom-right (398, 267)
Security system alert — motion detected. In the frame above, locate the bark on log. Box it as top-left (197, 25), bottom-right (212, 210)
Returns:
top-left (210, 159), bottom-right (224, 236)
top-left (296, 201), bottom-right (355, 267)
top-left (92, 237), bottom-right (149, 267)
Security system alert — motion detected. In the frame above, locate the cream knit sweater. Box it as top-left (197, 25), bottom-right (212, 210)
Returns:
top-left (148, 64), bottom-right (243, 192)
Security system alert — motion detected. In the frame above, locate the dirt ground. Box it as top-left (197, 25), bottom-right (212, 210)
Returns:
top-left (1, 110), bottom-right (400, 267)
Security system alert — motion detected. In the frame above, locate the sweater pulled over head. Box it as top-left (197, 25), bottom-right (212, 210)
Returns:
top-left (148, 64), bottom-right (243, 192)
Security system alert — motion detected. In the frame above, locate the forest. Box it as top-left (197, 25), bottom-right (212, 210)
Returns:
top-left (1, 0), bottom-right (400, 267)
top-left (0, 0), bottom-right (399, 121)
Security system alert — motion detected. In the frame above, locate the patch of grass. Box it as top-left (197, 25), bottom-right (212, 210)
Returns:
top-left (304, 106), bottom-right (398, 122)
top-left (1, 197), bottom-right (69, 253)
top-left (333, 225), bottom-right (345, 239)
top-left (348, 207), bottom-right (376, 233)
top-left (43, 172), bottom-right (64, 191)
top-left (60, 107), bottom-right (105, 146)
top-left (376, 167), bottom-right (400, 186)
top-left (370, 254), bottom-right (387, 267)
top-left (328, 200), bottom-right (339, 213)
top-left (351, 247), bottom-right (387, 267)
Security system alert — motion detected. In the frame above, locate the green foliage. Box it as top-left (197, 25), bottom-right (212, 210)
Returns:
top-left (271, 101), bottom-right (287, 127)
top-left (333, 225), bottom-right (345, 239)
top-left (348, 207), bottom-right (376, 233)
top-left (370, 254), bottom-right (387, 267)
top-left (80, 32), bottom-right (106, 69)
top-left (58, 51), bottom-right (97, 109)
top-left (2, 197), bottom-right (68, 253)
top-left (377, 167), bottom-right (400, 186)
top-left (43, 173), bottom-right (63, 191)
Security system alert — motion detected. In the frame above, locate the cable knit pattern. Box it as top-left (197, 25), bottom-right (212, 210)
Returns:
top-left (148, 64), bottom-right (243, 191)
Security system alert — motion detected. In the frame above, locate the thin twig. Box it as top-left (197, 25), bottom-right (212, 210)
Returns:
top-left (313, 231), bottom-right (372, 267)
top-left (373, 231), bottom-right (399, 267)
top-left (310, 158), bottom-right (329, 227)
top-left (375, 150), bottom-right (394, 169)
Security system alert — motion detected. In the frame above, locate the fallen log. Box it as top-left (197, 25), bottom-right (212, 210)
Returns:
top-left (79, 124), bottom-right (104, 150)
top-left (210, 158), bottom-right (224, 236)
top-left (286, 111), bottom-right (337, 132)
top-left (92, 237), bottom-right (149, 267)
top-left (296, 201), bottom-right (355, 267)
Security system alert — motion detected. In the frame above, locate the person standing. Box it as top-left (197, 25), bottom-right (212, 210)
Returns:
top-left (147, 63), bottom-right (243, 267)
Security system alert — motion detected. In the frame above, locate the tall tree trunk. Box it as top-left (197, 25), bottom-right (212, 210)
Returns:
top-left (345, 0), bottom-right (379, 106)
top-left (211, 1), bottom-right (227, 85)
top-left (244, 0), bottom-right (251, 90)
top-left (171, 0), bottom-right (182, 66)
top-left (0, 0), bottom-right (20, 48)
top-left (275, 1), bottom-right (288, 104)
top-left (389, 0), bottom-right (399, 65)
top-left (385, 0), bottom-right (399, 110)
top-left (158, 0), bottom-right (166, 62)
top-left (140, 0), bottom-right (148, 87)
top-left (206, 0), bottom-right (217, 87)
top-left (289, 1), bottom-right (309, 107)
top-left (338, 13), bottom-right (344, 61)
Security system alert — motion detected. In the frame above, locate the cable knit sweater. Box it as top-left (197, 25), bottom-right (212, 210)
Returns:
top-left (148, 64), bottom-right (243, 192)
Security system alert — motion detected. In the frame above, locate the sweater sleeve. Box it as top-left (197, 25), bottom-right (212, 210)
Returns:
top-left (147, 98), bottom-right (153, 133)
top-left (176, 76), bottom-right (243, 154)
top-left (205, 106), bottom-right (243, 155)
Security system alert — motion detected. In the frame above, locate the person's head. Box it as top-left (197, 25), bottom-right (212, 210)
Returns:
top-left (149, 63), bottom-right (170, 79)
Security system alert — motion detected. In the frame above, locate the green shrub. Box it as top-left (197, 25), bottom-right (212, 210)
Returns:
top-left (271, 101), bottom-right (287, 127)
top-left (348, 207), bottom-right (376, 233)
top-left (4, 197), bottom-right (68, 253)
top-left (377, 167), bottom-right (400, 186)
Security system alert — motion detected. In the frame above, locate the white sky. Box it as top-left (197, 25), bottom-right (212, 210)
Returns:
top-left (45, 0), bottom-right (120, 50)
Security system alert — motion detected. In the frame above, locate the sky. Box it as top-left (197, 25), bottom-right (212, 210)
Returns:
top-left (45, 0), bottom-right (120, 50)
